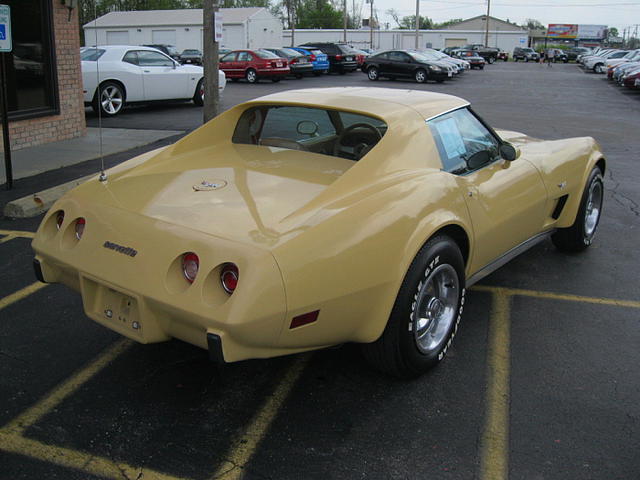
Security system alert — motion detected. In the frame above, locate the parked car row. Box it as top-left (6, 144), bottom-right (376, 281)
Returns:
top-left (606, 49), bottom-right (640, 90)
top-left (578, 48), bottom-right (632, 73)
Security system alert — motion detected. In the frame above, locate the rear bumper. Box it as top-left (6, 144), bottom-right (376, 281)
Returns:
top-left (32, 203), bottom-right (294, 363)
top-left (290, 64), bottom-right (314, 74)
top-left (312, 61), bottom-right (329, 71)
top-left (256, 67), bottom-right (290, 77)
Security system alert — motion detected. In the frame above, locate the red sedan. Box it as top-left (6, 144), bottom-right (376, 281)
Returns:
top-left (219, 49), bottom-right (290, 83)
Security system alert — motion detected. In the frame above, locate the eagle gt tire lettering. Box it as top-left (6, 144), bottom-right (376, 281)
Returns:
top-left (362, 235), bottom-right (465, 378)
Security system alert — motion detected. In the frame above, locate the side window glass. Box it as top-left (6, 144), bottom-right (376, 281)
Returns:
top-left (427, 109), bottom-right (500, 174)
top-left (221, 53), bottom-right (236, 62)
top-left (389, 52), bottom-right (403, 62)
top-left (237, 52), bottom-right (249, 62)
top-left (122, 51), bottom-right (138, 65)
top-left (261, 107), bottom-right (336, 140)
top-left (137, 51), bottom-right (174, 67)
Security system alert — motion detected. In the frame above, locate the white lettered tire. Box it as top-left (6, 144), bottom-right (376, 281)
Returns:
top-left (362, 235), bottom-right (465, 378)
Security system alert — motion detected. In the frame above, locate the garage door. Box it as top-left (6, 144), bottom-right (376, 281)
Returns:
top-left (152, 30), bottom-right (177, 45)
top-left (106, 30), bottom-right (130, 45)
top-left (445, 38), bottom-right (467, 48)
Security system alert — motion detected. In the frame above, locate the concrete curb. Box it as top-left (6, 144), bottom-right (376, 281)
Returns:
top-left (3, 173), bottom-right (96, 219)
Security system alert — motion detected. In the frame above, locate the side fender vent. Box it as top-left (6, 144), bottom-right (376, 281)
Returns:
top-left (551, 194), bottom-right (569, 220)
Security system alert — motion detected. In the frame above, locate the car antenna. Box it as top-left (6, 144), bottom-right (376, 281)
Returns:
top-left (93, 1), bottom-right (107, 182)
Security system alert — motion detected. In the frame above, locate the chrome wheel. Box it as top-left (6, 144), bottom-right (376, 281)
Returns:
top-left (246, 69), bottom-right (257, 83)
top-left (414, 264), bottom-right (460, 355)
top-left (415, 69), bottom-right (426, 83)
top-left (368, 67), bottom-right (379, 80)
top-left (584, 178), bottom-right (603, 237)
top-left (100, 85), bottom-right (123, 115)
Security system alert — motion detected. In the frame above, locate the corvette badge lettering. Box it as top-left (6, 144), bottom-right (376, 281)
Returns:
top-left (103, 241), bottom-right (138, 257)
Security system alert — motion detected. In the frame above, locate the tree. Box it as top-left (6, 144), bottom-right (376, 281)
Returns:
top-left (399, 15), bottom-right (432, 30)
top-left (608, 27), bottom-right (619, 38)
top-left (386, 8), bottom-right (401, 29)
top-left (522, 18), bottom-right (544, 30)
top-left (434, 18), bottom-right (462, 29)
top-left (296, 0), bottom-right (343, 28)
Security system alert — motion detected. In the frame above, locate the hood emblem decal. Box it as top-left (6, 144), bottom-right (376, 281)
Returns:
top-left (193, 180), bottom-right (227, 191)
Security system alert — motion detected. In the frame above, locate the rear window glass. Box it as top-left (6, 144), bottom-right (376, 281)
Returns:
top-left (81, 48), bottom-right (105, 61)
top-left (255, 49), bottom-right (280, 59)
top-left (233, 105), bottom-right (387, 161)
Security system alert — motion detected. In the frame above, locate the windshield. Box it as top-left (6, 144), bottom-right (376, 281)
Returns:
top-left (255, 49), bottom-right (281, 59)
top-left (409, 52), bottom-right (434, 62)
top-left (166, 46), bottom-right (179, 56)
top-left (81, 48), bottom-right (105, 61)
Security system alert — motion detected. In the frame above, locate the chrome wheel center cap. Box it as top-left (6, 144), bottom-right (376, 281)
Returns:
top-left (427, 297), bottom-right (444, 318)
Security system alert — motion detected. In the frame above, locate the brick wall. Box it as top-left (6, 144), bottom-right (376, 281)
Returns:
top-left (5, 1), bottom-right (86, 150)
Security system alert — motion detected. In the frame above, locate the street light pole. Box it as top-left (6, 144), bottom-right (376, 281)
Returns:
top-left (415, 0), bottom-right (420, 49)
top-left (203, 0), bottom-right (219, 123)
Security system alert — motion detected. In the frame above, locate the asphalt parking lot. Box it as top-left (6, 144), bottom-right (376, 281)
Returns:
top-left (1, 62), bottom-right (639, 480)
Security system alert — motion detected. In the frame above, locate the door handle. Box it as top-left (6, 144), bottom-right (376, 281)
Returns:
top-left (143, 70), bottom-right (150, 73)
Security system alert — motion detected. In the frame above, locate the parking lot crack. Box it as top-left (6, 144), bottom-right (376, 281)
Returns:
top-left (607, 170), bottom-right (639, 217)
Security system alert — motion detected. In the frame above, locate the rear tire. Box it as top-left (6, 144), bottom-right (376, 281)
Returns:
top-left (361, 235), bottom-right (465, 378)
top-left (92, 81), bottom-right (125, 116)
top-left (245, 68), bottom-right (258, 83)
top-left (488, 57), bottom-right (495, 64)
top-left (552, 167), bottom-right (604, 252)
top-left (193, 78), bottom-right (204, 106)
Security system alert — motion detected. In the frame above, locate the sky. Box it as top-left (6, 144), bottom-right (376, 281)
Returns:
top-left (368, 0), bottom-right (640, 34)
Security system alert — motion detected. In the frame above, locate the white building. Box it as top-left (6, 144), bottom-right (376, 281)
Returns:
top-left (83, 8), bottom-right (283, 52)
top-left (284, 17), bottom-right (529, 53)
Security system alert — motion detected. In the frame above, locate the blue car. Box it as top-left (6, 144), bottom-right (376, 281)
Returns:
top-left (291, 47), bottom-right (329, 75)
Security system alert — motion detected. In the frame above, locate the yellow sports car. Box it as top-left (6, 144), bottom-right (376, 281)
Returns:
top-left (32, 88), bottom-right (605, 377)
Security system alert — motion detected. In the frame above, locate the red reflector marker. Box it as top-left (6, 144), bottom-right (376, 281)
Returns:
top-left (290, 310), bottom-right (319, 329)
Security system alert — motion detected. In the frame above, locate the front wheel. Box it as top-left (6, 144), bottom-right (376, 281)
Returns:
top-left (594, 64), bottom-right (604, 73)
top-left (193, 78), bottom-right (204, 106)
top-left (552, 167), bottom-right (604, 252)
top-left (414, 68), bottom-right (427, 83)
top-left (367, 66), bottom-right (379, 81)
top-left (488, 57), bottom-right (495, 64)
top-left (92, 81), bottom-right (125, 116)
top-left (361, 235), bottom-right (465, 378)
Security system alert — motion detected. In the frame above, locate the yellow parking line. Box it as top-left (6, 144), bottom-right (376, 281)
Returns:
top-left (0, 234), bottom-right (16, 244)
top-left (473, 285), bottom-right (640, 309)
top-left (4, 338), bottom-right (131, 435)
top-left (0, 429), bottom-right (189, 480)
top-left (0, 229), bottom-right (35, 238)
top-left (212, 354), bottom-right (310, 480)
top-left (479, 289), bottom-right (511, 480)
top-left (0, 282), bottom-right (48, 312)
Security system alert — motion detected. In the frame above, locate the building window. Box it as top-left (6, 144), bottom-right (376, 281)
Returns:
top-left (5, 0), bottom-right (58, 120)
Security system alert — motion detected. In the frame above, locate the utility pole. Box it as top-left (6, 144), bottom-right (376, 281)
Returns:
top-left (484, 0), bottom-right (491, 46)
top-left (290, 0), bottom-right (295, 47)
top-left (370, 0), bottom-right (374, 49)
top-left (343, 0), bottom-right (347, 42)
top-left (203, 0), bottom-right (219, 123)
top-left (414, 0), bottom-right (420, 49)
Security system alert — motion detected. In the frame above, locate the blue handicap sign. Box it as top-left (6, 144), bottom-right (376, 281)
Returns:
top-left (0, 25), bottom-right (5, 41)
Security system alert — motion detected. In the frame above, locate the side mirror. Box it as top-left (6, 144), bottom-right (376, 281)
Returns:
top-left (467, 150), bottom-right (491, 170)
top-left (297, 120), bottom-right (319, 137)
top-left (499, 143), bottom-right (521, 161)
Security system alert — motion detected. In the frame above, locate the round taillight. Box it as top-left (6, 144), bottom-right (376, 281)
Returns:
top-left (75, 218), bottom-right (86, 240)
top-left (182, 252), bottom-right (199, 283)
top-left (56, 211), bottom-right (64, 230)
top-left (221, 263), bottom-right (239, 294)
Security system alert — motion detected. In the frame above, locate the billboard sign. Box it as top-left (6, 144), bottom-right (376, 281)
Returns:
top-left (578, 24), bottom-right (607, 39)
top-left (547, 24), bottom-right (578, 38)
top-left (547, 23), bottom-right (607, 39)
